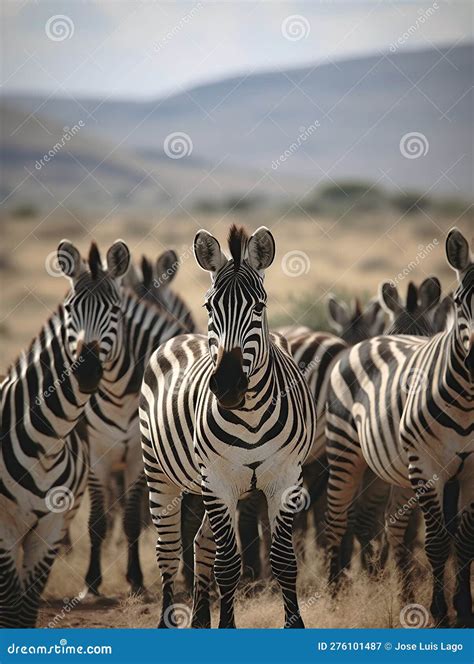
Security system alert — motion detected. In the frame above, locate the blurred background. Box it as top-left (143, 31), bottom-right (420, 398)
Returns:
top-left (1, 0), bottom-right (473, 365)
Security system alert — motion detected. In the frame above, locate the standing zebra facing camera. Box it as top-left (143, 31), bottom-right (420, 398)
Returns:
top-left (0, 239), bottom-right (131, 627)
top-left (139, 225), bottom-right (316, 628)
top-left (325, 227), bottom-right (473, 627)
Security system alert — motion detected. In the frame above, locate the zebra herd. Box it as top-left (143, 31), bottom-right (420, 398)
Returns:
top-left (0, 225), bottom-right (472, 629)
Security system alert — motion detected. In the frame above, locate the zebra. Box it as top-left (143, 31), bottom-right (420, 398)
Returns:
top-left (0, 239), bottom-right (130, 627)
top-left (240, 279), bottom-right (442, 577)
top-left (238, 294), bottom-right (386, 578)
top-left (325, 227), bottom-right (473, 627)
top-left (72, 250), bottom-right (199, 597)
top-left (140, 225), bottom-right (316, 628)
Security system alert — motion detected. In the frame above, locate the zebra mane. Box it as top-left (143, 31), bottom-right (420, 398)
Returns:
top-left (88, 242), bottom-right (103, 280)
top-left (228, 225), bottom-right (249, 272)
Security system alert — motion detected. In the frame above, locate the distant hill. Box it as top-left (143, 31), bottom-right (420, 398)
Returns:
top-left (2, 44), bottom-right (472, 212)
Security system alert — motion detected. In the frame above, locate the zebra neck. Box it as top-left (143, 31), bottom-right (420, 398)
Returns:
top-left (441, 326), bottom-right (473, 400)
top-left (3, 309), bottom-right (91, 448)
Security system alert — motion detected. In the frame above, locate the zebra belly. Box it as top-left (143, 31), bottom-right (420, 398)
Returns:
top-left (358, 420), bottom-right (411, 488)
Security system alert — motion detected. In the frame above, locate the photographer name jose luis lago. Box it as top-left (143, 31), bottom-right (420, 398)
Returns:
top-left (395, 642), bottom-right (464, 652)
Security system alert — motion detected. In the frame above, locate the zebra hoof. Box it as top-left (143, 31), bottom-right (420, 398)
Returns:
top-left (454, 615), bottom-right (474, 629)
top-left (285, 616), bottom-right (305, 628)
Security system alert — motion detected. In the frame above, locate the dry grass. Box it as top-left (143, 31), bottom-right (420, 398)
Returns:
top-left (1, 209), bottom-right (470, 365)
top-left (38, 495), bottom-right (444, 629)
top-left (3, 208), bottom-right (469, 628)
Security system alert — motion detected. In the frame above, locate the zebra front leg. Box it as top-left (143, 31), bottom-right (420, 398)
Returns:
top-left (453, 463), bottom-right (474, 628)
top-left (265, 476), bottom-right (306, 628)
top-left (384, 486), bottom-right (418, 602)
top-left (84, 472), bottom-right (108, 596)
top-left (123, 472), bottom-right (147, 595)
top-left (191, 513), bottom-right (216, 628)
top-left (181, 493), bottom-right (206, 594)
top-left (0, 547), bottom-right (24, 627)
top-left (20, 515), bottom-right (65, 627)
top-left (410, 470), bottom-right (451, 626)
top-left (202, 488), bottom-right (240, 628)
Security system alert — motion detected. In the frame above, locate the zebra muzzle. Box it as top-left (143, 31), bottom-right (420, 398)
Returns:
top-left (74, 341), bottom-right (103, 393)
top-left (210, 348), bottom-right (249, 409)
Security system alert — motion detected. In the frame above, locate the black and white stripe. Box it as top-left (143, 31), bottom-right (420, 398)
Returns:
top-left (325, 228), bottom-right (473, 627)
top-left (139, 225), bottom-right (316, 628)
top-left (0, 240), bottom-right (130, 627)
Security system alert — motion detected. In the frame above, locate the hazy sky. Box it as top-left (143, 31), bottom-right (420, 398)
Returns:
top-left (3, 1), bottom-right (473, 99)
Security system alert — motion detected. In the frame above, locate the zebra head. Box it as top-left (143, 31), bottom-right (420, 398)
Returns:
top-left (327, 295), bottom-right (385, 344)
top-left (194, 225), bottom-right (275, 409)
top-left (446, 228), bottom-right (473, 374)
top-left (58, 239), bottom-right (131, 394)
top-left (379, 278), bottom-right (440, 336)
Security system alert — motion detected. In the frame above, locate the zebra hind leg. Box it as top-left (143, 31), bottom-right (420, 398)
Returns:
top-left (84, 473), bottom-right (107, 596)
top-left (191, 513), bottom-right (216, 628)
top-left (146, 474), bottom-right (183, 628)
top-left (453, 466), bottom-right (474, 628)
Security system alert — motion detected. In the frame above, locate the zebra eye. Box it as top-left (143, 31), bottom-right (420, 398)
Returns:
top-left (203, 301), bottom-right (212, 313)
top-left (253, 302), bottom-right (265, 315)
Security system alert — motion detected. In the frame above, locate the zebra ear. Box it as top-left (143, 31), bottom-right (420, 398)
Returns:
top-left (433, 293), bottom-right (454, 333)
top-left (194, 230), bottom-right (227, 274)
top-left (106, 240), bottom-right (131, 279)
top-left (446, 228), bottom-right (470, 272)
top-left (247, 227), bottom-right (275, 271)
top-left (156, 250), bottom-right (178, 285)
top-left (363, 299), bottom-right (386, 335)
top-left (57, 240), bottom-right (83, 280)
top-left (379, 281), bottom-right (402, 317)
top-left (418, 277), bottom-right (441, 312)
top-left (327, 294), bottom-right (349, 331)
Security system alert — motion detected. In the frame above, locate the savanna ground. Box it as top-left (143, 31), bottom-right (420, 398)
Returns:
top-left (1, 205), bottom-right (472, 628)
